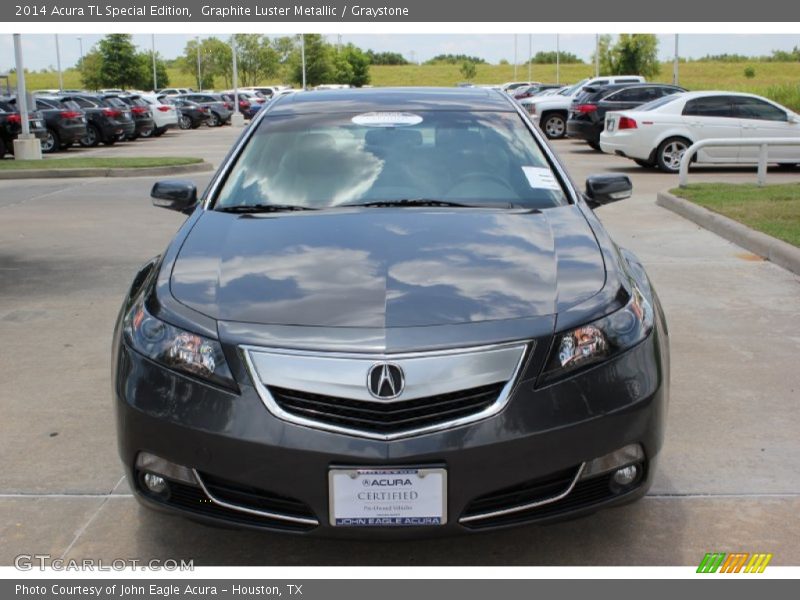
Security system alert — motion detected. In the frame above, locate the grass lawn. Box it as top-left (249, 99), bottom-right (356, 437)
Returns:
top-left (0, 156), bottom-right (203, 170)
top-left (671, 182), bottom-right (800, 247)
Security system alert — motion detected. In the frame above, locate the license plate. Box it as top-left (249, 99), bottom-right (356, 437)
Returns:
top-left (32, 120), bottom-right (42, 128)
top-left (607, 119), bottom-right (615, 132)
top-left (329, 467), bottom-right (447, 527)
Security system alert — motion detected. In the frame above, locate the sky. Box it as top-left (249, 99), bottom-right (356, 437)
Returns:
top-left (2, 33), bottom-right (799, 72)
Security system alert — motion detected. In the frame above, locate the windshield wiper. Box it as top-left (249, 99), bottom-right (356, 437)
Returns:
top-left (216, 204), bottom-right (317, 213)
top-left (341, 199), bottom-right (509, 209)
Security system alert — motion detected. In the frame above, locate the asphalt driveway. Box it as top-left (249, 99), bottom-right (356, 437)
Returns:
top-left (1, 128), bottom-right (798, 566)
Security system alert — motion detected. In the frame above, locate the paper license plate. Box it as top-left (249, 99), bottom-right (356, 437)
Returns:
top-left (329, 467), bottom-right (446, 527)
top-left (607, 118), bottom-right (616, 132)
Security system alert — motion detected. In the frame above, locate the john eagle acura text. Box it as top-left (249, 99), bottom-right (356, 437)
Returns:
top-left (112, 88), bottom-right (669, 535)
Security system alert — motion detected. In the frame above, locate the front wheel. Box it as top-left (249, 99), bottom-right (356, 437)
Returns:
top-left (206, 112), bottom-right (220, 127)
top-left (634, 159), bottom-right (656, 168)
top-left (542, 113), bottom-right (567, 139)
top-left (587, 141), bottom-right (601, 151)
top-left (139, 127), bottom-right (155, 138)
top-left (656, 137), bottom-right (691, 173)
top-left (179, 115), bottom-right (192, 130)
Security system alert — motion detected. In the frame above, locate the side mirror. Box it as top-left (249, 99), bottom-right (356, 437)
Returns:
top-left (151, 180), bottom-right (197, 213)
top-left (788, 113), bottom-right (800, 124)
top-left (584, 174), bottom-right (633, 209)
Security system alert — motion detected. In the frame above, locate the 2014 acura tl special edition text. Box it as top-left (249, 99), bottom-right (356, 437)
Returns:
top-left (112, 88), bottom-right (670, 536)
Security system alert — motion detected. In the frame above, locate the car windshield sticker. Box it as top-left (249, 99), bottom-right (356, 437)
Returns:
top-left (351, 112), bottom-right (423, 127)
top-left (522, 166), bottom-right (561, 191)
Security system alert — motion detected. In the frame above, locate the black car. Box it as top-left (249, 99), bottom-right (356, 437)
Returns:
top-left (177, 93), bottom-right (233, 127)
top-left (59, 94), bottom-right (136, 146)
top-left (104, 94), bottom-right (155, 140)
top-left (113, 88), bottom-right (669, 536)
top-left (3, 96), bottom-right (88, 153)
top-left (0, 104), bottom-right (48, 156)
top-left (567, 83), bottom-right (686, 149)
top-left (163, 98), bottom-right (211, 129)
top-left (513, 84), bottom-right (562, 100)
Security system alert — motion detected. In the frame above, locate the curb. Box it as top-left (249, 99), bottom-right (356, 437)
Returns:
top-left (0, 161), bottom-right (213, 180)
top-left (656, 190), bottom-right (800, 277)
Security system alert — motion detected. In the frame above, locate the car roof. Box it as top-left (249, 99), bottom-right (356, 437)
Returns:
top-left (268, 87), bottom-right (515, 115)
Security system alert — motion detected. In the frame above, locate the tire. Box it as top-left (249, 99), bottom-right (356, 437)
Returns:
top-left (80, 124), bottom-right (100, 147)
top-left (206, 112), bottom-right (220, 127)
top-left (128, 132), bottom-right (140, 141)
top-left (190, 120), bottom-right (202, 129)
top-left (587, 141), bottom-right (601, 151)
top-left (153, 127), bottom-right (166, 137)
top-left (179, 115), bottom-right (192, 130)
top-left (634, 159), bottom-right (656, 168)
top-left (655, 137), bottom-right (691, 173)
top-left (139, 127), bottom-right (155, 138)
top-left (103, 136), bottom-right (116, 146)
top-left (42, 129), bottom-right (60, 153)
top-left (541, 113), bottom-right (567, 139)
top-left (0, 137), bottom-right (7, 157)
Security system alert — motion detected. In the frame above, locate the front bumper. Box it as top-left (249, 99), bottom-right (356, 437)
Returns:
top-left (114, 327), bottom-right (668, 537)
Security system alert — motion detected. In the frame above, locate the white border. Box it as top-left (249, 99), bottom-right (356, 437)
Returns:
top-left (2, 566), bottom-right (799, 579)
top-left (1, 22), bottom-right (800, 34)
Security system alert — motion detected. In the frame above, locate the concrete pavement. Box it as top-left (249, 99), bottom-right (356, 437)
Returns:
top-left (1, 128), bottom-right (798, 566)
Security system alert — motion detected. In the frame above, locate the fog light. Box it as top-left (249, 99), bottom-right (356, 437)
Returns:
top-left (580, 444), bottom-right (645, 479)
top-left (143, 473), bottom-right (168, 494)
top-left (613, 465), bottom-right (639, 486)
top-left (135, 452), bottom-right (197, 486)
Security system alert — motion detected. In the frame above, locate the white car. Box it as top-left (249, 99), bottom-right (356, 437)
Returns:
top-left (139, 94), bottom-right (179, 137)
top-left (600, 91), bottom-right (800, 172)
top-left (522, 75), bottom-right (646, 139)
top-left (501, 81), bottom-right (540, 93)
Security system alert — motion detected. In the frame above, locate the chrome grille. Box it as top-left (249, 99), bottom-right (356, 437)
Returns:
top-left (243, 342), bottom-right (529, 440)
top-left (269, 382), bottom-right (505, 434)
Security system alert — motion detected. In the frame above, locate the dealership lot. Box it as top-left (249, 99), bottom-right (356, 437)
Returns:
top-left (1, 126), bottom-right (798, 565)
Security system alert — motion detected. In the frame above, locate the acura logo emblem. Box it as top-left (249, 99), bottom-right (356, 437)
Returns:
top-left (367, 363), bottom-right (405, 399)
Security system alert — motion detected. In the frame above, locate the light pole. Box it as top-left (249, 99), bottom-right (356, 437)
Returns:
top-left (595, 33), bottom-right (600, 77)
top-left (301, 34), bottom-right (307, 90)
top-left (673, 34), bottom-right (680, 85)
top-left (13, 34), bottom-right (42, 159)
top-left (513, 34), bottom-right (518, 80)
top-left (527, 34), bottom-right (532, 81)
top-left (556, 34), bottom-right (560, 85)
top-left (230, 37), bottom-right (244, 127)
top-left (196, 36), bottom-right (202, 90)
top-left (151, 34), bottom-right (157, 91)
top-left (77, 36), bottom-right (84, 64)
top-left (55, 34), bottom-right (63, 92)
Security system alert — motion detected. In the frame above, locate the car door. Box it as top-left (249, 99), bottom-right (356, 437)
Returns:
top-left (681, 96), bottom-right (741, 161)
top-left (733, 96), bottom-right (799, 162)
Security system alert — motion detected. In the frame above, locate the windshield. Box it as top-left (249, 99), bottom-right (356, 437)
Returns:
top-left (214, 110), bottom-right (569, 210)
top-left (563, 79), bottom-right (589, 96)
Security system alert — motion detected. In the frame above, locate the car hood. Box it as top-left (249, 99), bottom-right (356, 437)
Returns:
top-left (169, 205), bottom-right (606, 328)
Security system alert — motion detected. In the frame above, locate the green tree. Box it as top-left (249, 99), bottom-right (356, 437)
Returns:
top-left (460, 60), bottom-right (477, 80)
top-left (291, 34), bottom-right (333, 87)
top-left (95, 34), bottom-right (145, 89)
top-left (138, 52), bottom-right (170, 91)
top-left (78, 50), bottom-right (104, 90)
top-left (529, 51), bottom-right (583, 64)
top-left (340, 44), bottom-right (370, 87)
top-left (231, 34), bottom-right (280, 86)
top-left (594, 34), bottom-right (614, 75)
top-left (607, 34), bottom-right (660, 78)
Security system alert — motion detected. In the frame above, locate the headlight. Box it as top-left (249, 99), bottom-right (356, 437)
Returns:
top-left (540, 287), bottom-right (654, 384)
top-left (123, 297), bottom-right (235, 389)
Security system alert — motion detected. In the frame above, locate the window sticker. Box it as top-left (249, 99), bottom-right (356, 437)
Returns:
top-left (522, 166), bottom-right (561, 191)
top-left (352, 112), bottom-right (423, 127)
